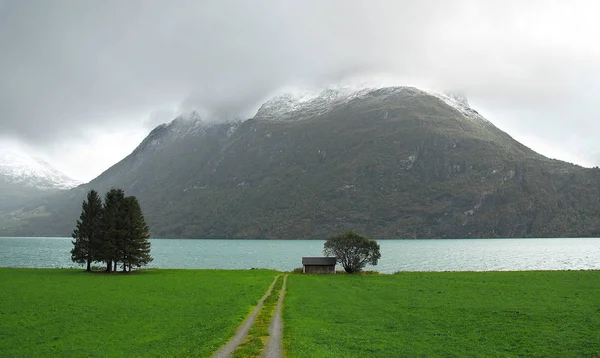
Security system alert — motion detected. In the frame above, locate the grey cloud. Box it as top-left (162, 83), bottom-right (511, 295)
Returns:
top-left (144, 109), bottom-right (176, 131)
top-left (1, 0), bottom-right (600, 172)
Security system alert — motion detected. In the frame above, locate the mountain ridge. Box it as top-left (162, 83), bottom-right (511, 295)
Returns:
top-left (255, 86), bottom-right (492, 127)
top-left (3, 85), bottom-right (600, 238)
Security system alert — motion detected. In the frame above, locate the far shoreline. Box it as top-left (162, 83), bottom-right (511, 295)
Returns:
top-left (2, 236), bottom-right (600, 240)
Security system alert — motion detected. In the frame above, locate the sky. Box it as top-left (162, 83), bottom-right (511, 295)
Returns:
top-left (1, 0), bottom-right (600, 181)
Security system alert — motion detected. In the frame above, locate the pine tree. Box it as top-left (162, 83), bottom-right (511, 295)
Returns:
top-left (98, 188), bottom-right (126, 273)
top-left (71, 190), bottom-right (103, 271)
top-left (119, 196), bottom-right (153, 271)
top-left (71, 187), bottom-right (152, 273)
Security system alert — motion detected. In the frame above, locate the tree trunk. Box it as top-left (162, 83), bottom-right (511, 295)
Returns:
top-left (106, 260), bottom-right (112, 273)
top-left (113, 260), bottom-right (117, 272)
top-left (86, 258), bottom-right (92, 272)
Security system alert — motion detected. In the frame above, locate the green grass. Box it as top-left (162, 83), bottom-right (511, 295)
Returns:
top-left (0, 268), bottom-right (276, 357)
top-left (284, 271), bottom-right (600, 357)
top-left (233, 275), bottom-right (284, 358)
top-left (4, 269), bottom-right (600, 357)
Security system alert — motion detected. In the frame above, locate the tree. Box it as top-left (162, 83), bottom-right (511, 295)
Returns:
top-left (71, 187), bottom-right (152, 273)
top-left (97, 188), bottom-right (126, 273)
top-left (323, 231), bottom-right (381, 273)
top-left (71, 190), bottom-right (103, 271)
top-left (118, 196), bottom-right (153, 271)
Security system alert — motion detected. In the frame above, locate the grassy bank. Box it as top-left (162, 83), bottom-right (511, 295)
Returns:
top-left (284, 271), bottom-right (600, 357)
top-left (0, 268), bottom-right (276, 357)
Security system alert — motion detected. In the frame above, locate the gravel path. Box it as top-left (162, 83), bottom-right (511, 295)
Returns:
top-left (263, 274), bottom-right (288, 358)
top-left (212, 275), bottom-right (280, 358)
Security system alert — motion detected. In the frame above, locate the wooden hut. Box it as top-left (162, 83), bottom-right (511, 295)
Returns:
top-left (302, 257), bottom-right (336, 274)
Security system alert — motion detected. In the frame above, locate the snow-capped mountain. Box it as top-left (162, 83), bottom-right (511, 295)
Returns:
top-left (8, 83), bottom-right (600, 239)
top-left (144, 85), bottom-right (488, 145)
top-left (0, 149), bottom-right (80, 190)
top-left (254, 86), bottom-right (361, 121)
top-left (133, 110), bottom-right (241, 157)
top-left (254, 85), bottom-right (491, 126)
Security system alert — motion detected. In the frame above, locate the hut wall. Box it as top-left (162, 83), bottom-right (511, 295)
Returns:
top-left (303, 265), bottom-right (335, 274)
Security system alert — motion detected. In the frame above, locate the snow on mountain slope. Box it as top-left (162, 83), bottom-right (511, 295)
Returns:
top-left (254, 85), bottom-right (492, 126)
top-left (426, 91), bottom-right (491, 125)
top-left (145, 84), bottom-right (490, 148)
top-left (0, 149), bottom-right (81, 190)
top-left (254, 86), bottom-right (369, 120)
top-left (134, 110), bottom-right (243, 157)
top-left (136, 84), bottom-right (493, 166)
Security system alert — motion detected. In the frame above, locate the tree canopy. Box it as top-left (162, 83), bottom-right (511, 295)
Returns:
top-left (71, 188), bottom-right (152, 272)
top-left (71, 189), bottom-right (103, 272)
top-left (119, 196), bottom-right (152, 269)
top-left (323, 231), bottom-right (381, 273)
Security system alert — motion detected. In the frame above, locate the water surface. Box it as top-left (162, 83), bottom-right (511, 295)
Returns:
top-left (0, 237), bottom-right (599, 273)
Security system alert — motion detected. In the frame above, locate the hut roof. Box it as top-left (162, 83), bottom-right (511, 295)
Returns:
top-left (302, 257), bottom-right (337, 266)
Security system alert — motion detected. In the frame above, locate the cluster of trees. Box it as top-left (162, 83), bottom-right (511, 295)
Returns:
top-left (71, 188), bottom-right (152, 272)
top-left (324, 231), bottom-right (381, 273)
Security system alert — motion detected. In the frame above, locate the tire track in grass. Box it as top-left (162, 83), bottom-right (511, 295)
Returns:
top-left (231, 275), bottom-right (284, 358)
top-left (263, 274), bottom-right (287, 358)
top-left (212, 275), bottom-right (280, 358)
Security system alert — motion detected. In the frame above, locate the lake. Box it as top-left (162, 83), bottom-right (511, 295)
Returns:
top-left (0, 237), bottom-right (599, 273)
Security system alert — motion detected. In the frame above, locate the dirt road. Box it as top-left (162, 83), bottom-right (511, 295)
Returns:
top-left (263, 274), bottom-right (288, 358)
top-left (212, 275), bottom-right (279, 358)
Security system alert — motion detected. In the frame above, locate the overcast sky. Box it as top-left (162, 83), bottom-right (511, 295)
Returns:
top-left (1, 0), bottom-right (600, 181)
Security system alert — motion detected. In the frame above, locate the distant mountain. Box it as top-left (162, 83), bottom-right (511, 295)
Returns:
top-left (5, 86), bottom-right (600, 238)
top-left (0, 150), bottom-right (80, 191)
top-left (0, 149), bottom-right (80, 232)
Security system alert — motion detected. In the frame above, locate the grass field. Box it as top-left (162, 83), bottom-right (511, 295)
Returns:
top-left (0, 268), bottom-right (276, 357)
top-left (284, 271), bottom-right (600, 357)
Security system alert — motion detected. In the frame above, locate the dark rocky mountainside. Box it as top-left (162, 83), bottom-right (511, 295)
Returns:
top-left (4, 87), bottom-right (600, 238)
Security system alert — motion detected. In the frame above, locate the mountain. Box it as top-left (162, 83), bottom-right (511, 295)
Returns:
top-left (0, 150), bottom-right (80, 191)
top-left (4, 86), bottom-right (600, 238)
top-left (0, 149), bottom-right (80, 231)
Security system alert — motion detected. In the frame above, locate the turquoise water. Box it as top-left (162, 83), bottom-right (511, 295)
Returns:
top-left (0, 237), bottom-right (599, 273)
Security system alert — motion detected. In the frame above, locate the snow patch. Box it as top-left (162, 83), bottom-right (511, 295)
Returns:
top-left (254, 86), bottom-right (372, 121)
top-left (226, 121), bottom-right (240, 137)
top-left (0, 150), bottom-right (81, 190)
top-left (423, 90), bottom-right (491, 126)
top-left (254, 83), bottom-right (492, 126)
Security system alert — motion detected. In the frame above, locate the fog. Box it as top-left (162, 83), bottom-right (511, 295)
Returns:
top-left (1, 0), bottom-right (599, 180)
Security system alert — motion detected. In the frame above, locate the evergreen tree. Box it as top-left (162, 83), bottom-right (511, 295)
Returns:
top-left (71, 187), bottom-right (152, 273)
top-left (98, 188), bottom-right (126, 273)
top-left (71, 190), bottom-right (103, 271)
top-left (119, 196), bottom-right (153, 271)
